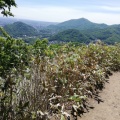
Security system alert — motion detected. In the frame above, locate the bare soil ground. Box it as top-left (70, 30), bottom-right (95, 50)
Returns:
top-left (78, 72), bottom-right (120, 120)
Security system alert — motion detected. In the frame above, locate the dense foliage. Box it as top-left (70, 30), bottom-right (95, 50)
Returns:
top-left (82, 25), bottom-right (120, 44)
top-left (0, 28), bottom-right (120, 120)
top-left (0, 0), bottom-right (17, 16)
top-left (49, 29), bottom-right (90, 43)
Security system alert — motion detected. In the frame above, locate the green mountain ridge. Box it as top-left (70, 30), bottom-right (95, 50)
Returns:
top-left (49, 27), bottom-right (120, 44)
top-left (49, 21), bottom-right (120, 44)
top-left (0, 18), bottom-right (120, 44)
top-left (2, 22), bottom-right (39, 37)
top-left (47, 18), bottom-right (120, 44)
top-left (46, 18), bottom-right (108, 33)
top-left (0, 17), bottom-right (58, 29)
top-left (57, 18), bottom-right (108, 29)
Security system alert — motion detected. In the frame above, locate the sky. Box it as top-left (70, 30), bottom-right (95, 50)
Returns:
top-left (0, 0), bottom-right (120, 25)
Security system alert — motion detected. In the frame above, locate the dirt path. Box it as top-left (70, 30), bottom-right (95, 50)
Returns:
top-left (78, 72), bottom-right (120, 120)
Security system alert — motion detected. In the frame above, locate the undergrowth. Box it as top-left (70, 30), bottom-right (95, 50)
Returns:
top-left (0, 28), bottom-right (120, 120)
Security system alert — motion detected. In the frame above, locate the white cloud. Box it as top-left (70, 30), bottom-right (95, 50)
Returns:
top-left (11, 6), bottom-right (85, 22)
top-left (11, 6), bottom-right (77, 21)
top-left (101, 6), bottom-right (120, 12)
top-left (1, 5), bottom-right (119, 25)
top-left (84, 12), bottom-right (120, 25)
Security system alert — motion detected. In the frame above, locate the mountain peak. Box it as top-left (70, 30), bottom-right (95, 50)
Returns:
top-left (58, 18), bottom-right (91, 26)
top-left (12, 21), bottom-right (32, 27)
top-left (80, 17), bottom-right (87, 20)
top-left (3, 21), bottom-right (38, 37)
top-left (46, 18), bottom-right (108, 35)
top-left (77, 18), bottom-right (90, 21)
top-left (50, 17), bottom-right (107, 31)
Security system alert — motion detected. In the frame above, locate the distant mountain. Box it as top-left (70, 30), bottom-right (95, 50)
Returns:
top-left (0, 17), bottom-right (58, 30)
top-left (46, 18), bottom-right (108, 33)
top-left (3, 22), bottom-right (39, 37)
top-left (49, 19), bottom-right (120, 44)
top-left (57, 18), bottom-right (107, 29)
top-left (0, 17), bottom-right (120, 44)
top-left (0, 17), bottom-right (17, 26)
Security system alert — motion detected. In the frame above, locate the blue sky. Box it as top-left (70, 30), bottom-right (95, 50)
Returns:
top-left (1, 0), bottom-right (120, 24)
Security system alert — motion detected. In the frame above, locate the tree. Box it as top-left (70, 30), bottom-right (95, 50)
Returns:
top-left (0, 0), bottom-right (17, 16)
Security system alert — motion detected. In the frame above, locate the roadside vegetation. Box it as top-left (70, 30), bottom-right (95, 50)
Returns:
top-left (0, 27), bottom-right (120, 120)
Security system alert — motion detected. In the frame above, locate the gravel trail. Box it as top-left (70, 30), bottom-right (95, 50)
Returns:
top-left (78, 72), bottom-right (120, 120)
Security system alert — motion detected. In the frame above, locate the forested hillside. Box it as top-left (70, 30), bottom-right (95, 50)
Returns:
top-left (47, 18), bottom-right (108, 33)
top-left (3, 22), bottom-right (38, 37)
top-left (49, 29), bottom-right (90, 43)
top-left (0, 18), bottom-right (120, 44)
top-left (48, 19), bottom-right (120, 44)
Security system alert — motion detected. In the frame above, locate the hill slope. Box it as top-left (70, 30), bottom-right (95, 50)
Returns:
top-left (49, 29), bottom-right (90, 43)
top-left (82, 25), bottom-right (120, 44)
top-left (48, 19), bottom-right (120, 44)
top-left (3, 22), bottom-right (38, 37)
top-left (0, 17), bottom-right (58, 29)
top-left (47, 18), bottom-right (108, 33)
